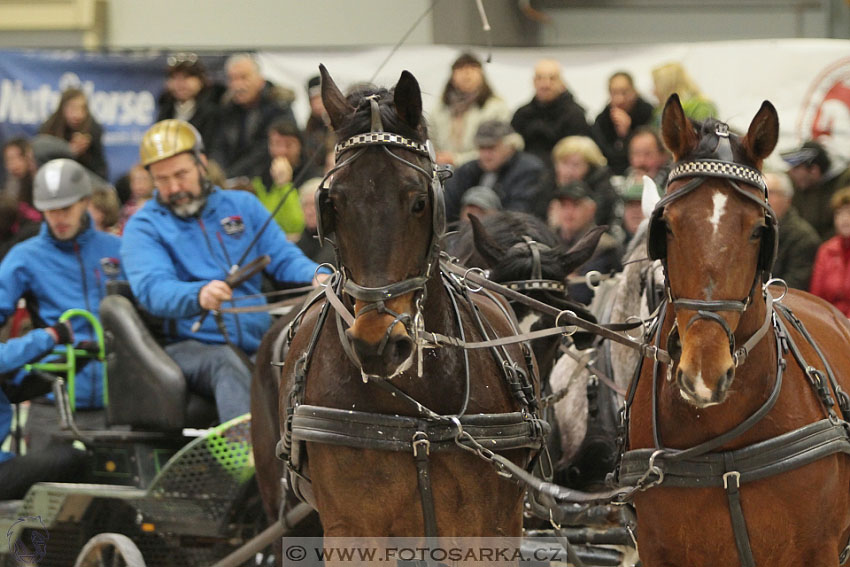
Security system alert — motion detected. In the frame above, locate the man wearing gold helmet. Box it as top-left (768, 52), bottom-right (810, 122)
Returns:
top-left (122, 119), bottom-right (326, 422)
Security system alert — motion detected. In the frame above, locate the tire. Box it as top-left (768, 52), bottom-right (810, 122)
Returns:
top-left (73, 533), bottom-right (146, 567)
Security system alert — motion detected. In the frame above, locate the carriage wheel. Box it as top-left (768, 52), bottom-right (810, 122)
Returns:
top-left (73, 533), bottom-right (146, 567)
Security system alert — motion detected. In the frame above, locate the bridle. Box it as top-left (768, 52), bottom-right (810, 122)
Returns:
top-left (502, 236), bottom-right (567, 296)
top-left (315, 96), bottom-right (449, 366)
top-left (647, 123), bottom-right (779, 368)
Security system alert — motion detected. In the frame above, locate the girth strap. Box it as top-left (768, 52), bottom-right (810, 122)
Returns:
top-left (723, 452), bottom-right (756, 567)
top-left (412, 431), bottom-right (438, 537)
top-left (289, 404), bottom-right (548, 453)
top-left (618, 418), bottom-right (850, 487)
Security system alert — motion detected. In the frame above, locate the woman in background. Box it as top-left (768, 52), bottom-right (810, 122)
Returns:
top-left (810, 186), bottom-right (850, 317)
top-left (39, 88), bottom-right (108, 180)
top-left (429, 52), bottom-right (509, 167)
top-left (651, 62), bottom-right (718, 125)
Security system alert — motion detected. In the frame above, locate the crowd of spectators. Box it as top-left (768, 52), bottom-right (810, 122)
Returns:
top-left (0, 49), bottom-right (849, 495)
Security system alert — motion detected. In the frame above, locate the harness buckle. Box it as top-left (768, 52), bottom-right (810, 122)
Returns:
top-left (412, 431), bottom-right (430, 457)
top-left (723, 470), bottom-right (741, 490)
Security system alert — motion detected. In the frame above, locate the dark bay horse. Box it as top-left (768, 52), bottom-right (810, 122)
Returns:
top-left (621, 95), bottom-right (850, 566)
top-left (443, 211), bottom-right (603, 376)
top-left (264, 66), bottom-right (545, 550)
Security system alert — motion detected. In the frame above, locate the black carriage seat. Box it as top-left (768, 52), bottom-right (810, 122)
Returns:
top-left (99, 293), bottom-right (218, 432)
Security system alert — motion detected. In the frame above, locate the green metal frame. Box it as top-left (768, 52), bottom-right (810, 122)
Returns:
top-left (23, 308), bottom-right (108, 410)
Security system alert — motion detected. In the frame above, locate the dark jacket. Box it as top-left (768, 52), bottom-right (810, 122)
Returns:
top-left (549, 165), bottom-right (621, 229)
top-left (210, 82), bottom-right (296, 179)
top-left (591, 97), bottom-right (655, 176)
top-left (774, 206), bottom-right (821, 290)
top-left (156, 84), bottom-right (225, 150)
top-left (511, 91), bottom-right (591, 165)
top-left (444, 151), bottom-right (548, 223)
top-left (296, 228), bottom-right (337, 268)
top-left (561, 227), bottom-right (622, 305)
top-left (791, 172), bottom-right (845, 241)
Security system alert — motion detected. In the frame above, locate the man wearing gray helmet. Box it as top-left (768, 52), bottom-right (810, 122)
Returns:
top-left (0, 158), bottom-right (123, 451)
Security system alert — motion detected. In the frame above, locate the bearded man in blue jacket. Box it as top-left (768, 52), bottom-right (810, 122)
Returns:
top-left (122, 120), bottom-right (325, 423)
top-left (0, 158), bottom-right (123, 451)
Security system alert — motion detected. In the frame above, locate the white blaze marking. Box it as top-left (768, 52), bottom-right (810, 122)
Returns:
top-left (691, 372), bottom-right (714, 400)
top-left (709, 192), bottom-right (727, 235)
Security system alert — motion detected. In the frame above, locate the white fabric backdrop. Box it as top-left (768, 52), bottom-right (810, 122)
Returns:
top-left (258, 39), bottom-right (850, 173)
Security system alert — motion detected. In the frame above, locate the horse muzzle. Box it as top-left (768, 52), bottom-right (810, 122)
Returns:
top-left (346, 329), bottom-right (415, 379)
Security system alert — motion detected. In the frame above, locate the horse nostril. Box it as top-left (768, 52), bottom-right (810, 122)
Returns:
top-left (677, 369), bottom-right (694, 394)
top-left (718, 367), bottom-right (735, 393)
top-left (389, 335), bottom-right (414, 365)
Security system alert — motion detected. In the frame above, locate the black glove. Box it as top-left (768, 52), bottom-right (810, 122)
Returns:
top-left (46, 320), bottom-right (74, 345)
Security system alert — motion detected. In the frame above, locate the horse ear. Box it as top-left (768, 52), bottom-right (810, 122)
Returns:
top-left (470, 214), bottom-right (506, 268)
top-left (319, 64), bottom-right (355, 131)
top-left (742, 100), bottom-right (779, 165)
top-left (560, 225), bottom-right (606, 277)
top-left (393, 70), bottom-right (422, 130)
top-left (661, 94), bottom-right (698, 161)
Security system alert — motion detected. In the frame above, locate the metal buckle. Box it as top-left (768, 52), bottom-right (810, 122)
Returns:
top-left (412, 431), bottom-right (430, 457)
top-left (723, 470), bottom-right (740, 490)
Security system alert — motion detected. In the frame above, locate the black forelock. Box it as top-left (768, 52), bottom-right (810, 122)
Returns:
top-left (688, 117), bottom-right (752, 166)
top-left (335, 84), bottom-right (427, 142)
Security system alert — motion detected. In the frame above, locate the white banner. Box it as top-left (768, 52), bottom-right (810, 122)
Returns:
top-left (258, 39), bottom-right (850, 173)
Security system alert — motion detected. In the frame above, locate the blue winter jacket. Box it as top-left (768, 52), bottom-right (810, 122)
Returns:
top-left (0, 329), bottom-right (59, 462)
top-left (121, 188), bottom-right (321, 354)
top-left (0, 218), bottom-right (123, 409)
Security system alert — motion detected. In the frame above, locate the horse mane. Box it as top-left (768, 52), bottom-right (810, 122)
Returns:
top-left (335, 84), bottom-right (429, 143)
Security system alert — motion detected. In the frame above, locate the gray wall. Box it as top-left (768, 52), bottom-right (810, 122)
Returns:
top-left (106, 0), bottom-right (434, 49)
top-left (0, 0), bottom-right (845, 50)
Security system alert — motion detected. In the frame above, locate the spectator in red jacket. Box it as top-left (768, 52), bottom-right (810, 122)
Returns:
top-left (810, 186), bottom-right (850, 317)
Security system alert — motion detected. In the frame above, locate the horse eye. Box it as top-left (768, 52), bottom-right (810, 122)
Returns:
top-left (411, 196), bottom-right (427, 215)
top-left (750, 224), bottom-right (766, 241)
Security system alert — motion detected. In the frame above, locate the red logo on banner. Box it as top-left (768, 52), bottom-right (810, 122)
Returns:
top-left (798, 57), bottom-right (850, 166)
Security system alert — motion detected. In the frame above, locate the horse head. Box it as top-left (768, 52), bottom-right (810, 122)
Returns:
top-left (318, 65), bottom-right (442, 379)
top-left (650, 94), bottom-right (779, 407)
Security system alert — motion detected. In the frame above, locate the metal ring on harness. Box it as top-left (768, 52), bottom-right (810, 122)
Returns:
top-left (460, 267), bottom-right (486, 293)
top-left (314, 263), bottom-right (338, 285)
top-left (764, 277), bottom-right (788, 302)
top-left (584, 270), bottom-right (604, 289)
top-left (624, 315), bottom-right (646, 340)
top-left (554, 310), bottom-right (578, 336)
top-left (637, 448), bottom-right (666, 490)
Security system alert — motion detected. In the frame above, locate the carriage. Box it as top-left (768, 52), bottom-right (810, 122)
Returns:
top-left (0, 299), bottom-right (297, 567)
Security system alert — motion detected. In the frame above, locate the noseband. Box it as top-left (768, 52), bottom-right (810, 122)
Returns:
top-left (649, 124), bottom-right (778, 366)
